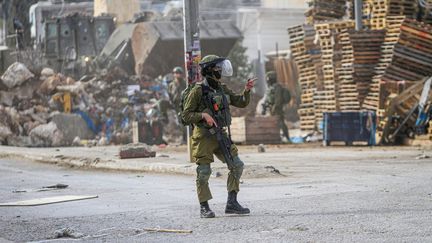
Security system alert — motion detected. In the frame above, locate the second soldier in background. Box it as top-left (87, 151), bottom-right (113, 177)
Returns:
top-left (264, 71), bottom-right (292, 143)
top-left (168, 67), bottom-right (187, 144)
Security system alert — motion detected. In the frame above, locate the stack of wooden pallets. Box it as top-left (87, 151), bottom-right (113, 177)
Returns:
top-left (303, 25), bottom-right (325, 90)
top-left (349, 30), bottom-right (385, 106)
top-left (363, 16), bottom-right (405, 111)
top-left (314, 21), bottom-right (355, 127)
top-left (369, 0), bottom-right (418, 30)
top-left (336, 29), bottom-right (360, 111)
top-left (288, 25), bottom-right (318, 132)
top-left (288, 1), bottom-right (432, 134)
top-left (305, 0), bottom-right (347, 23)
top-left (382, 19), bottom-right (432, 82)
top-left (387, 0), bottom-right (418, 16)
top-left (429, 121), bottom-right (432, 139)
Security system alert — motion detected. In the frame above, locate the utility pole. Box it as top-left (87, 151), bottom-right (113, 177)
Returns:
top-left (183, 0), bottom-right (201, 161)
top-left (355, 0), bottom-right (363, 31)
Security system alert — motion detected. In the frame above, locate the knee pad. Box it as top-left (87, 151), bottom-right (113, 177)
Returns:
top-left (197, 164), bottom-right (212, 182)
top-left (232, 156), bottom-right (244, 173)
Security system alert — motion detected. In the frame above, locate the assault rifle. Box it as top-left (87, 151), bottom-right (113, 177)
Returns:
top-left (202, 88), bottom-right (235, 169)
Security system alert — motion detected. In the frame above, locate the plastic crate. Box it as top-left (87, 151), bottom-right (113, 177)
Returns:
top-left (323, 112), bottom-right (376, 146)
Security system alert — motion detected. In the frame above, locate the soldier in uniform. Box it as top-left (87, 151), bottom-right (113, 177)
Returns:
top-left (168, 67), bottom-right (187, 143)
top-left (264, 71), bottom-right (291, 143)
top-left (181, 55), bottom-right (255, 218)
top-left (168, 67), bottom-right (187, 112)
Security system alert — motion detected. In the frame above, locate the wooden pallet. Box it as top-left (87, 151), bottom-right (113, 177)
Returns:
top-left (305, 0), bottom-right (347, 23)
top-left (382, 19), bottom-right (432, 83)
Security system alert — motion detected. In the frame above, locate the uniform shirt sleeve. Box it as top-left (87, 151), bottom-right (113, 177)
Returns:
top-left (168, 82), bottom-right (174, 101)
top-left (181, 86), bottom-right (204, 124)
top-left (222, 84), bottom-right (251, 108)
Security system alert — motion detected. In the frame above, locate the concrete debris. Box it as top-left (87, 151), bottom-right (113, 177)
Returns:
top-left (257, 144), bottom-right (266, 153)
top-left (416, 154), bottom-right (430, 160)
top-left (54, 227), bottom-right (85, 239)
top-left (43, 184), bottom-right (69, 189)
top-left (0, 61), bottom-right (189, 147)
top-left (264, 166), bottom-right (281, 175)
top-left (0, 91), bottom-right (14, 106)
top-left (156, 154), bottom-right (170, 158)
top-left (12, 184), bottom-right (69, 193)
top-left (29, 122), bottom-right (65, 147)
top-left (51, 113), bottom-right (94, 145)
top-left (6, 136), bottom-right (34, 147)
top-left (40, 68), bottom-right (55, 80)
top-left (72, 136), bottom-right (82, 146)
top-left (119, 143), bottom-right (156, 159)
top-left (1, 62), bottom-right (34, 89)
top-left (39, 74), bottom-right (75, 95)
top-left (0, 125), bottom-right (12, 143)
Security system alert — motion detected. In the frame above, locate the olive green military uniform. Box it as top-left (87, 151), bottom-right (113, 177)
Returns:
top-left (168, 78), bottom-right (187, 142)
top-left (182, 82), bottom-right (251, 203)
top-left (266, 82), bottom-right (290, 140)
top-left (168, 78), bottom-right (187, 113)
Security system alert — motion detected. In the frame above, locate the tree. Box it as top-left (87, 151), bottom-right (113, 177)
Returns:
top-left (227, 37), bottom-right (252, 84)
top-left (226, 37), bottom-right (258, 117)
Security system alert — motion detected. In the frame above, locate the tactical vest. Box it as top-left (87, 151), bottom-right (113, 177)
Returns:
top-left (178, 83), bottom-right (232, 128)
top-left (202, 85), bottom-right (232, 128)
top-left (266, 85), bottom-right (276, 105)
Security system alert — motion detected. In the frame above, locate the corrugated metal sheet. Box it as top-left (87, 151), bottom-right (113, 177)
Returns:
top-left (100, 23), bottom-right (137, 57)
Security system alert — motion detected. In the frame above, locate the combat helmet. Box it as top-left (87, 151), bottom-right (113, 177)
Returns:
top-left (200, 55), bottom-right (233, 78)
top-left (173, 66), bottom-right (184, 74)
top-left (266, 71), bottom-right (277, 84)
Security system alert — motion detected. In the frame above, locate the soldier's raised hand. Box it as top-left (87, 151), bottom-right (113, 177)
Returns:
top-left (202, 113), bottom-right (218, 127)
top-left (246, 77), bottom-right (257, 91)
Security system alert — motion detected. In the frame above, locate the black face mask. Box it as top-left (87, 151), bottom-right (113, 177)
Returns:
top-left (212, 70), bottom-right (222, 80)
top-left (207, 77), bottom-right (219, 89)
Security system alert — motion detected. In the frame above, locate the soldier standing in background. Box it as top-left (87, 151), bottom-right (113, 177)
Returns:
top-left (168, 67), bottom-right (187, 143)
top-left (264, 71), bottom-right (292, 143)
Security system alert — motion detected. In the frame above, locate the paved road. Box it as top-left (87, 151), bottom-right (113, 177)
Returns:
top-left (1, 152), bottom-right (432, 242)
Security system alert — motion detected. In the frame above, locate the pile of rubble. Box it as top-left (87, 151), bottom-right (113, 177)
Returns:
top-left (0, 62), bottom-right (181, 147)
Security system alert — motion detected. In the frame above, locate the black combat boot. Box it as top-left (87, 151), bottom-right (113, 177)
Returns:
top-left (225, 191), bottom-right (250, 214)
top-left (200, 201), bottom-right (215, 218)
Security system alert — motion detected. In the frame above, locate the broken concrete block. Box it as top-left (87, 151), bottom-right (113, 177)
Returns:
top-left (0, 91), bottom-right (14, 106)
top-left (7, 136), bottom-right (37, 147)
top-left (51, 113), bottom-right (95, 145)
top-left (97, 136), bottom-right (108, 146)
top-left (40, 68), bottom-right (55, 79)
top-left (29, 122), bottom-right (65, 147)
top-left (54, 227), bottom-right (84, 239)
top-left (1, 62), bottom-right (35, 89)
top-left (72, 136), bottom-right (81, 146)
top-left (23, 121), bottom-right (42, 135)
top-left (119, 143), bottom-right (156, 159)
top-left (257, 144), bottom-right (266, 153)
top-left (38, 75), bottom-right (63, 95)
top-left (0, 125), bottom-right (12, 143)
